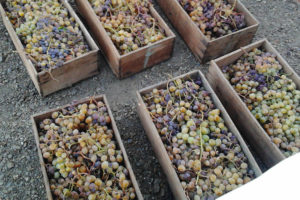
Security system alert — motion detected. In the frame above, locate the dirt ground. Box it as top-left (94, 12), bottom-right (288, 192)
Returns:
top-left (0, 0), bottom-right (299, 199)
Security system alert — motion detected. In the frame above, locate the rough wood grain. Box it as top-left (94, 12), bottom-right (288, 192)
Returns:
top-left (137, 70), bottom-right (262, 200)
top-left (156, 0), bottom-right (259, 63)
top-left (207, 39), bottom-right (300, 168)
top-left (75, 0), bottom-right (175, 79)
top-left (32, 95), bottom-right (144, 200)
top-left (0, 0), bottom-right (100, 96)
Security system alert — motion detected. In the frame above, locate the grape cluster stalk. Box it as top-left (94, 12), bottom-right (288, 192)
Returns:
top-left (5, 0), bottom-right (90, 72)
top-left (142, 77), bottom-right (255, 200)
top-left (89, 0), bottom-right (166, 55)
top-left (178, 0), bottom-right (246, 40)
top-left (38, 99), bottom-right (136, 200)
top-left (222, 48), bottom-right (300, 157)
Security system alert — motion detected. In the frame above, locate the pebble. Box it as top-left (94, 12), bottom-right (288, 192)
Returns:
top-left (136, 159), bottom-right (142, 167)
top-left (153, 179), bottom-right (161, 193)
top-left (116, 116), bottom-right (122, 121)
top-left (7, 162), bottom-right (14, 169)
top-left (13, 174), bottom-right (19, 180)
top-left (160, 188), bottom-right (166, 196)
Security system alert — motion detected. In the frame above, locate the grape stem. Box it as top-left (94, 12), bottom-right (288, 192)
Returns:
top-left (240, 47), bottom-right (249, 56)
top-left (229, 15), bottom-right (237, 30)
top-left (196, 125), bottom-right (204, 186)
top-left (231, 0), bottom-right (237, 11)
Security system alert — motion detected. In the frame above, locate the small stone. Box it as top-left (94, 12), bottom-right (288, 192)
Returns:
top-left (13, 174), bottom-right (19, 180)
top-left (116, 116), bottom-right (122, 121)
top-left (12, 144), bottom-right (20, 151)
top-left (7, 162), bottom-right (14, 169)
top-left (153, 179), bottom-right (161, 193)
top-left (136, 160), bottom-right (142, 167)
top-left (160, 188), bottom-right (165, 196)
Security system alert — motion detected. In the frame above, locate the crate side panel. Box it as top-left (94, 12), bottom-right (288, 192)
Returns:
top-left (38, 51), bottom-right (99, 96)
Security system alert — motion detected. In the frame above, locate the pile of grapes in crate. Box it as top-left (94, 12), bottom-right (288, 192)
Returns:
top-left (178, 0), bottom-right (246, 40)
top-left (142, 77), bottom-right (255, 200)
top-left (5, 0), bottom-right (90, 72)
top-left (221, 48), bottom-right (300, 157)
top-left (38, 100), bottom-right (136, 199)
top-left (88, 0), bottom-right (166, 55)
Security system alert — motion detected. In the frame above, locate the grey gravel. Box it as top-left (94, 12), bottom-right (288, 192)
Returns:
top-left (0, 0), bottom-right (299, 200)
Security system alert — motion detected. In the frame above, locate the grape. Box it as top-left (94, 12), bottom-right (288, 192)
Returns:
top-left (221, 48), bottom-right (300, 157)
top-left (178, 0), bottom-right (247, 40)
top-left (38, 99), bottom-right (136, 199)
top-left (5, 0), bottom-right (90, 72)
top-left (88, 0), bottom-right (166, 55)
top-left (142, 76), bottom-right (255, 199)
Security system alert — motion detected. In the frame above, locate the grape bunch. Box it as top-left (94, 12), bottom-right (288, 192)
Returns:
top-left (178, 0), bottom-right (246, 40)
top-left (89, 0), bottom-right (166, 55)
top-left (142, 77), bottom-right (255, 200)
top-left (5, 0), bottom-right (90, 72)
top-left (221, 48), bottom-right (300, 157)
top-left (38, 99), bottom-right (136, 199)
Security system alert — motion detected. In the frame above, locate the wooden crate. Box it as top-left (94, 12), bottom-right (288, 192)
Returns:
top-left (31, 95), bottom-right (144, 200)
top-left (0, 0), bottom-right (100, 96)
top-left (75, 0), bottom-right (175, 79)
top-left (136, 70), bottom-right (262, 200)
top-left (156, 0), bottom-right (259, 63)
top-left (207, 39), bottom-right (300, 168)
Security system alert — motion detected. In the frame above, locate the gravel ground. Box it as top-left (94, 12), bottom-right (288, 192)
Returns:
top-left (0, 0), bottom-right (299, 199)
